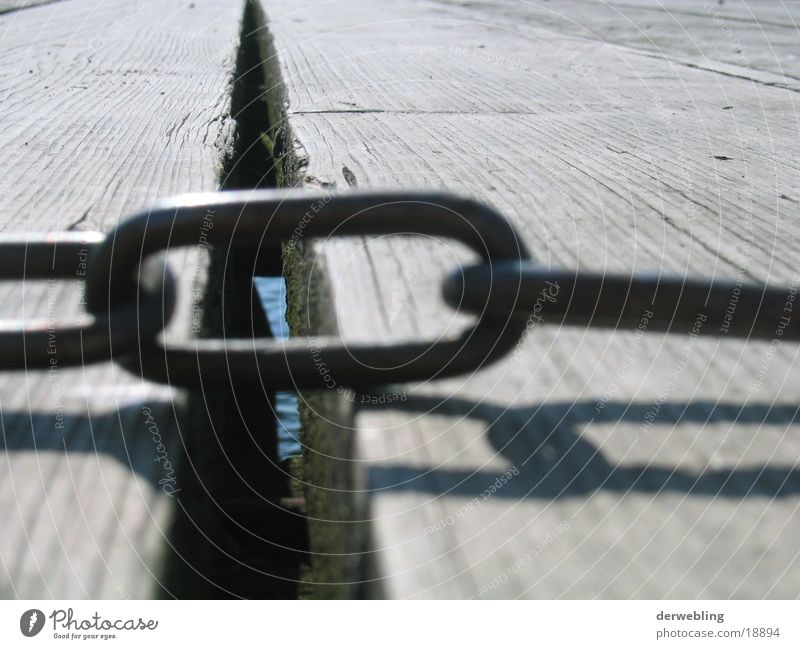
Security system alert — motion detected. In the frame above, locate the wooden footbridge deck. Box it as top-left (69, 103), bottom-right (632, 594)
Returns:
top-left (0, 0), bottom-right (245, 598)
top-left (270, 0), bottom-right (800, 598)
top-left (1, 0), bottom-right (798, 598)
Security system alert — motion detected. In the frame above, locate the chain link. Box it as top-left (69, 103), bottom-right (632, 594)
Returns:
top-left (1, 190), bottom-right (795, 388)
top-left (88, 190), bottom-right (529, 388)
top-left (445, 261), bottom-right (800, 340)
top-left (0, 233), bottom-right (175, 369)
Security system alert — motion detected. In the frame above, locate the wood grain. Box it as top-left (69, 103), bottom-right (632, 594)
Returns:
top-left (0, 0), bottom-right (244, 597)
top-left (266, 0), bottom-right (800, 597)
top-left (0, 0), bottom-right (62, 15)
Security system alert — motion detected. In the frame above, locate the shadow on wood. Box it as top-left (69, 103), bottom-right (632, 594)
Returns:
top-left (365, 397), bottom-right (800, 500)
top-left (0, 404), bottom-right (182, 491)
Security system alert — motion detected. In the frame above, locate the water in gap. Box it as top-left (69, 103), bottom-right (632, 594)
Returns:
top-left (254, 276), bottom-right (302, 460)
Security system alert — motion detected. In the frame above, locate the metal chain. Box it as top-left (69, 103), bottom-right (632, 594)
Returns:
top-left (444, 262), bottom-right (800, 340)
top-left (0, 233), bottom-right (176, 369)
top-left (86, 190), bottom-right (530, 389)
top-left (0, 190), bottom-right (795, 389)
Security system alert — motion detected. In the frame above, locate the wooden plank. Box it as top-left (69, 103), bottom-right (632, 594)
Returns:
top-left (0, 0), bottom-right (244, 597)
top-left (0, 1), bottom-right (61, 14)
top-left (434, 0), bottom-right (800, 82)
top-left (266, 0), bottom-right (800, 597)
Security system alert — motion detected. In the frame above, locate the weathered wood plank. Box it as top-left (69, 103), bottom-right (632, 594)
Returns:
top-left (0, 0), bottom-right (61, 14)
top-left (267, 0), bottom-right (800, 597)
top-left (435, 0), bottom-right (800, 81)
top-left (0, 0), bottom-right (244, 597)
